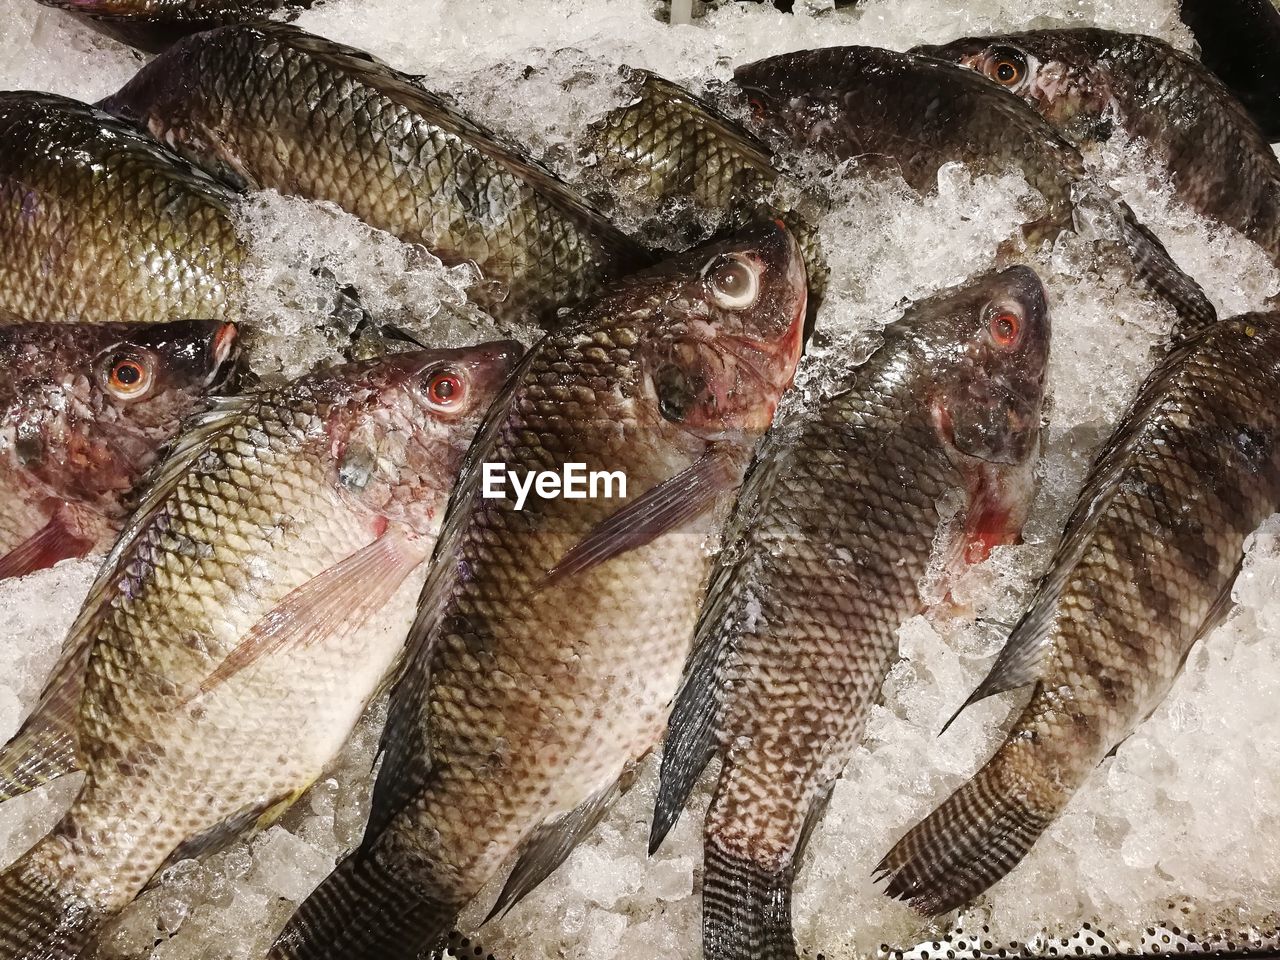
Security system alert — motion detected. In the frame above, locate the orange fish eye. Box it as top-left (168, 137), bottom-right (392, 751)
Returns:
top-left (990, 311), bottom-right (1021, 347)
top-left (106, 355), bottom-right (153, 399)
top-left (426, 370), bottom-right (464, 408)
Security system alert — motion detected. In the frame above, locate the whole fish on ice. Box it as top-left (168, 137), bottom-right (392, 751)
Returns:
top-left (269, 220), bottom-right (808, 960)
top-left (733, 46), bottom-right (1219, 338)
top-left (653, 265), bottom-right (1051, 960)
top-left (101, 23), bottom-right (647, 332)
top-left (877, 312), bottom-right (1280, 914)
top-left (0, 339), bottom-right (519, 960)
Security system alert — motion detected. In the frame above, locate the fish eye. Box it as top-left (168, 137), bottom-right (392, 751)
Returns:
top-left (989, 309), bottom-right (1022, 348)
top-left (425, 368), bottom-right (466, 410)
top-left (989, 49), bottom-right (1026, 86)
top-left (103, 353), bottom-right (155, 401)
top-left (706, 255), bottom-right (760, 311)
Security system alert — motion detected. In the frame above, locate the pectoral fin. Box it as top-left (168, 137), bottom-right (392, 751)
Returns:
top-left (195, 531), bottom-right (427, 698)
top-left (545, 448), bottom-right (739, 585)
top-left (485, 771), bottom-right (635, 922)
top-left (0, 513), bottom-right (93, 582)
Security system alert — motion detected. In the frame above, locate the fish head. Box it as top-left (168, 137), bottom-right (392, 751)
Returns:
top-left (639, 219), bottom-right (807, 443)
top-left (91, 319), bottom-right (242, 432)
top-left (99, 30), bottom-right (254, 188)
top-left (1, 319), bottom-right (239, 509)
top-left (914, 34), bottom-right (1112, 137)
top-left (325, 339), bottom-right (522, 533)
top-left (920, 265), bottom-right (1051, 561)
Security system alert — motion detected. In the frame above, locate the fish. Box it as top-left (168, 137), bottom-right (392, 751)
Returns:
top-left (0, 338), bottom-right (520, 960)
top-left (732, 46), bottom-right (1219, 339)
top-left (650, 265), bottom-right (1052, 960)
top-left (100, 23), bottom-right (649, 332)
top-left (33, 0), bottom-right (306, 54)
top-left (0, 91), bottom-right (247, 326)
top-left (875, 311), bottom-right (1280, 915)
top-left (579, 67), bottom-right (828, 305)
top-left (914, 29), bottom-right (1280, 269)
top-left (0, 318), bottom-right (239, 583)
top-left (1180, 0), bottom-right (1280, 142)
top-left (267, 220), bottom-right (809, 960)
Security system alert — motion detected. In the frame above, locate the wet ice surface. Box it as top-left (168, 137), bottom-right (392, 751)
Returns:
top-left (1, 0), bottom-right (1280, 956)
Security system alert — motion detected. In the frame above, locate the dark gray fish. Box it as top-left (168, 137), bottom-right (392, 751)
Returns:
top-left (0, 91), bottom-right (247, 326)
top-left (733, 46), bottom-right (1219, 339)
top-left (652, 266), bottom-right (1051, 960)
top-left (877, 312), bottom-right (1280, 914)
top-left (1181, 0), bottom-right (1280, 142)
top-left (267, 221), bottom-right (808, 960)
top-left (915, 29), bottom-right (1280, 269)
top-left (101, 23), bottom-right (648, 332)
top-left (32, 0), bottom-right (306, 53)
top-left (0, 319), bottom-right (239, 582)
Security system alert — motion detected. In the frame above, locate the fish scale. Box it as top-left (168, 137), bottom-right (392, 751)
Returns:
top-left (268, 222), bottom-right (807, 960)
top-left (102, 23), bottom-right (647, 331)
top-left (652, 266), bottom-right (1051, 960)
top-left (916, 29), bottom-right (1280, 270)
top-left (0, 320), bottom-right (239, 583)
top-left (0, 342), bottom-right (518, 960)
top-left (0, 92), bottom-right (245, 326)
top-left (878, 313), bottom-right (1280, 916)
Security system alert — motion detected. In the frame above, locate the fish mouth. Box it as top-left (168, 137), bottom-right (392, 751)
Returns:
top-left (207, 322), bottom-right (241, 390)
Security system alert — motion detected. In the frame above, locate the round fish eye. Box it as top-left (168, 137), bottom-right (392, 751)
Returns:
top-left (990, 310), bottom-right (1022, 348)
top-left (425, 369), bottom-right (465, 410)
top-left (707, 255), bottom-right (760, 311)
top-left (104, 354), bottom-right (155, 400)
top-left (989, 48), bottom-right (1026, 86)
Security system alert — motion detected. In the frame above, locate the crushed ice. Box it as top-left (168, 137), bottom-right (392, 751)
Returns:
top-left (1, 0), bottom-right (1279, 956)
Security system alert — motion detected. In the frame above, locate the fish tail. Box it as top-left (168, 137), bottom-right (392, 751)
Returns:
top-left (702, 838), bottom-right (798, 960)
top-left (874, 745), bottom-right (1063, 915)
top-left (270, 846), bottom-right (459, 960)
top-left (1118, 213), bottom-right (1218, 340)
top-left (0, 841), bottom-right (104, 960)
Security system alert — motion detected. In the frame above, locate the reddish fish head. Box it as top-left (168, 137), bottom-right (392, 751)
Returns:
top-left (636, 219), bottom-right (807, 443)
top-left (913, 33), bottom-right (1113, 137)
top-left (913, 266), bottom-right (1052, 563)
top-left (0, 318), bottom-right (240, 511)
top-left (321, 339), bottom-right (523, 533)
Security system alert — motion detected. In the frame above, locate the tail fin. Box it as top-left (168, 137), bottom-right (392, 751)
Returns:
top-left (269, 847), bottom-right (459, 960)
top-left (702, 840), bottom-right (797, 960)
top-left (873, 750), bottom-right (1060, 915)
top-left (1117, 214), bottom-right (1218, 341)
top-left (0, 844), bottom-right (104, 960)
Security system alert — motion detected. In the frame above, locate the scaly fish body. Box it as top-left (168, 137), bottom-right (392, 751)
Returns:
top-left (877, 313), bottom-right (1280, 914)
top-left (0, 340), bottom-right (519, 960)
top-left (916, 29), bottom-right (1280, 268)
top-left (652, 266), bottom-right (1051, 960)
top-left (0, 92), bottom-right (247, 326)
top-left (580, 68), bottom-right (828, 302)
top-left (0, 319), bottom-right (239, 581)
top-left (269, 221), bottom-right (808, 960)
top-left (733, 46), bottom-right (1218, 338)
top-left (101, 24), bottom-right (648, 330)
